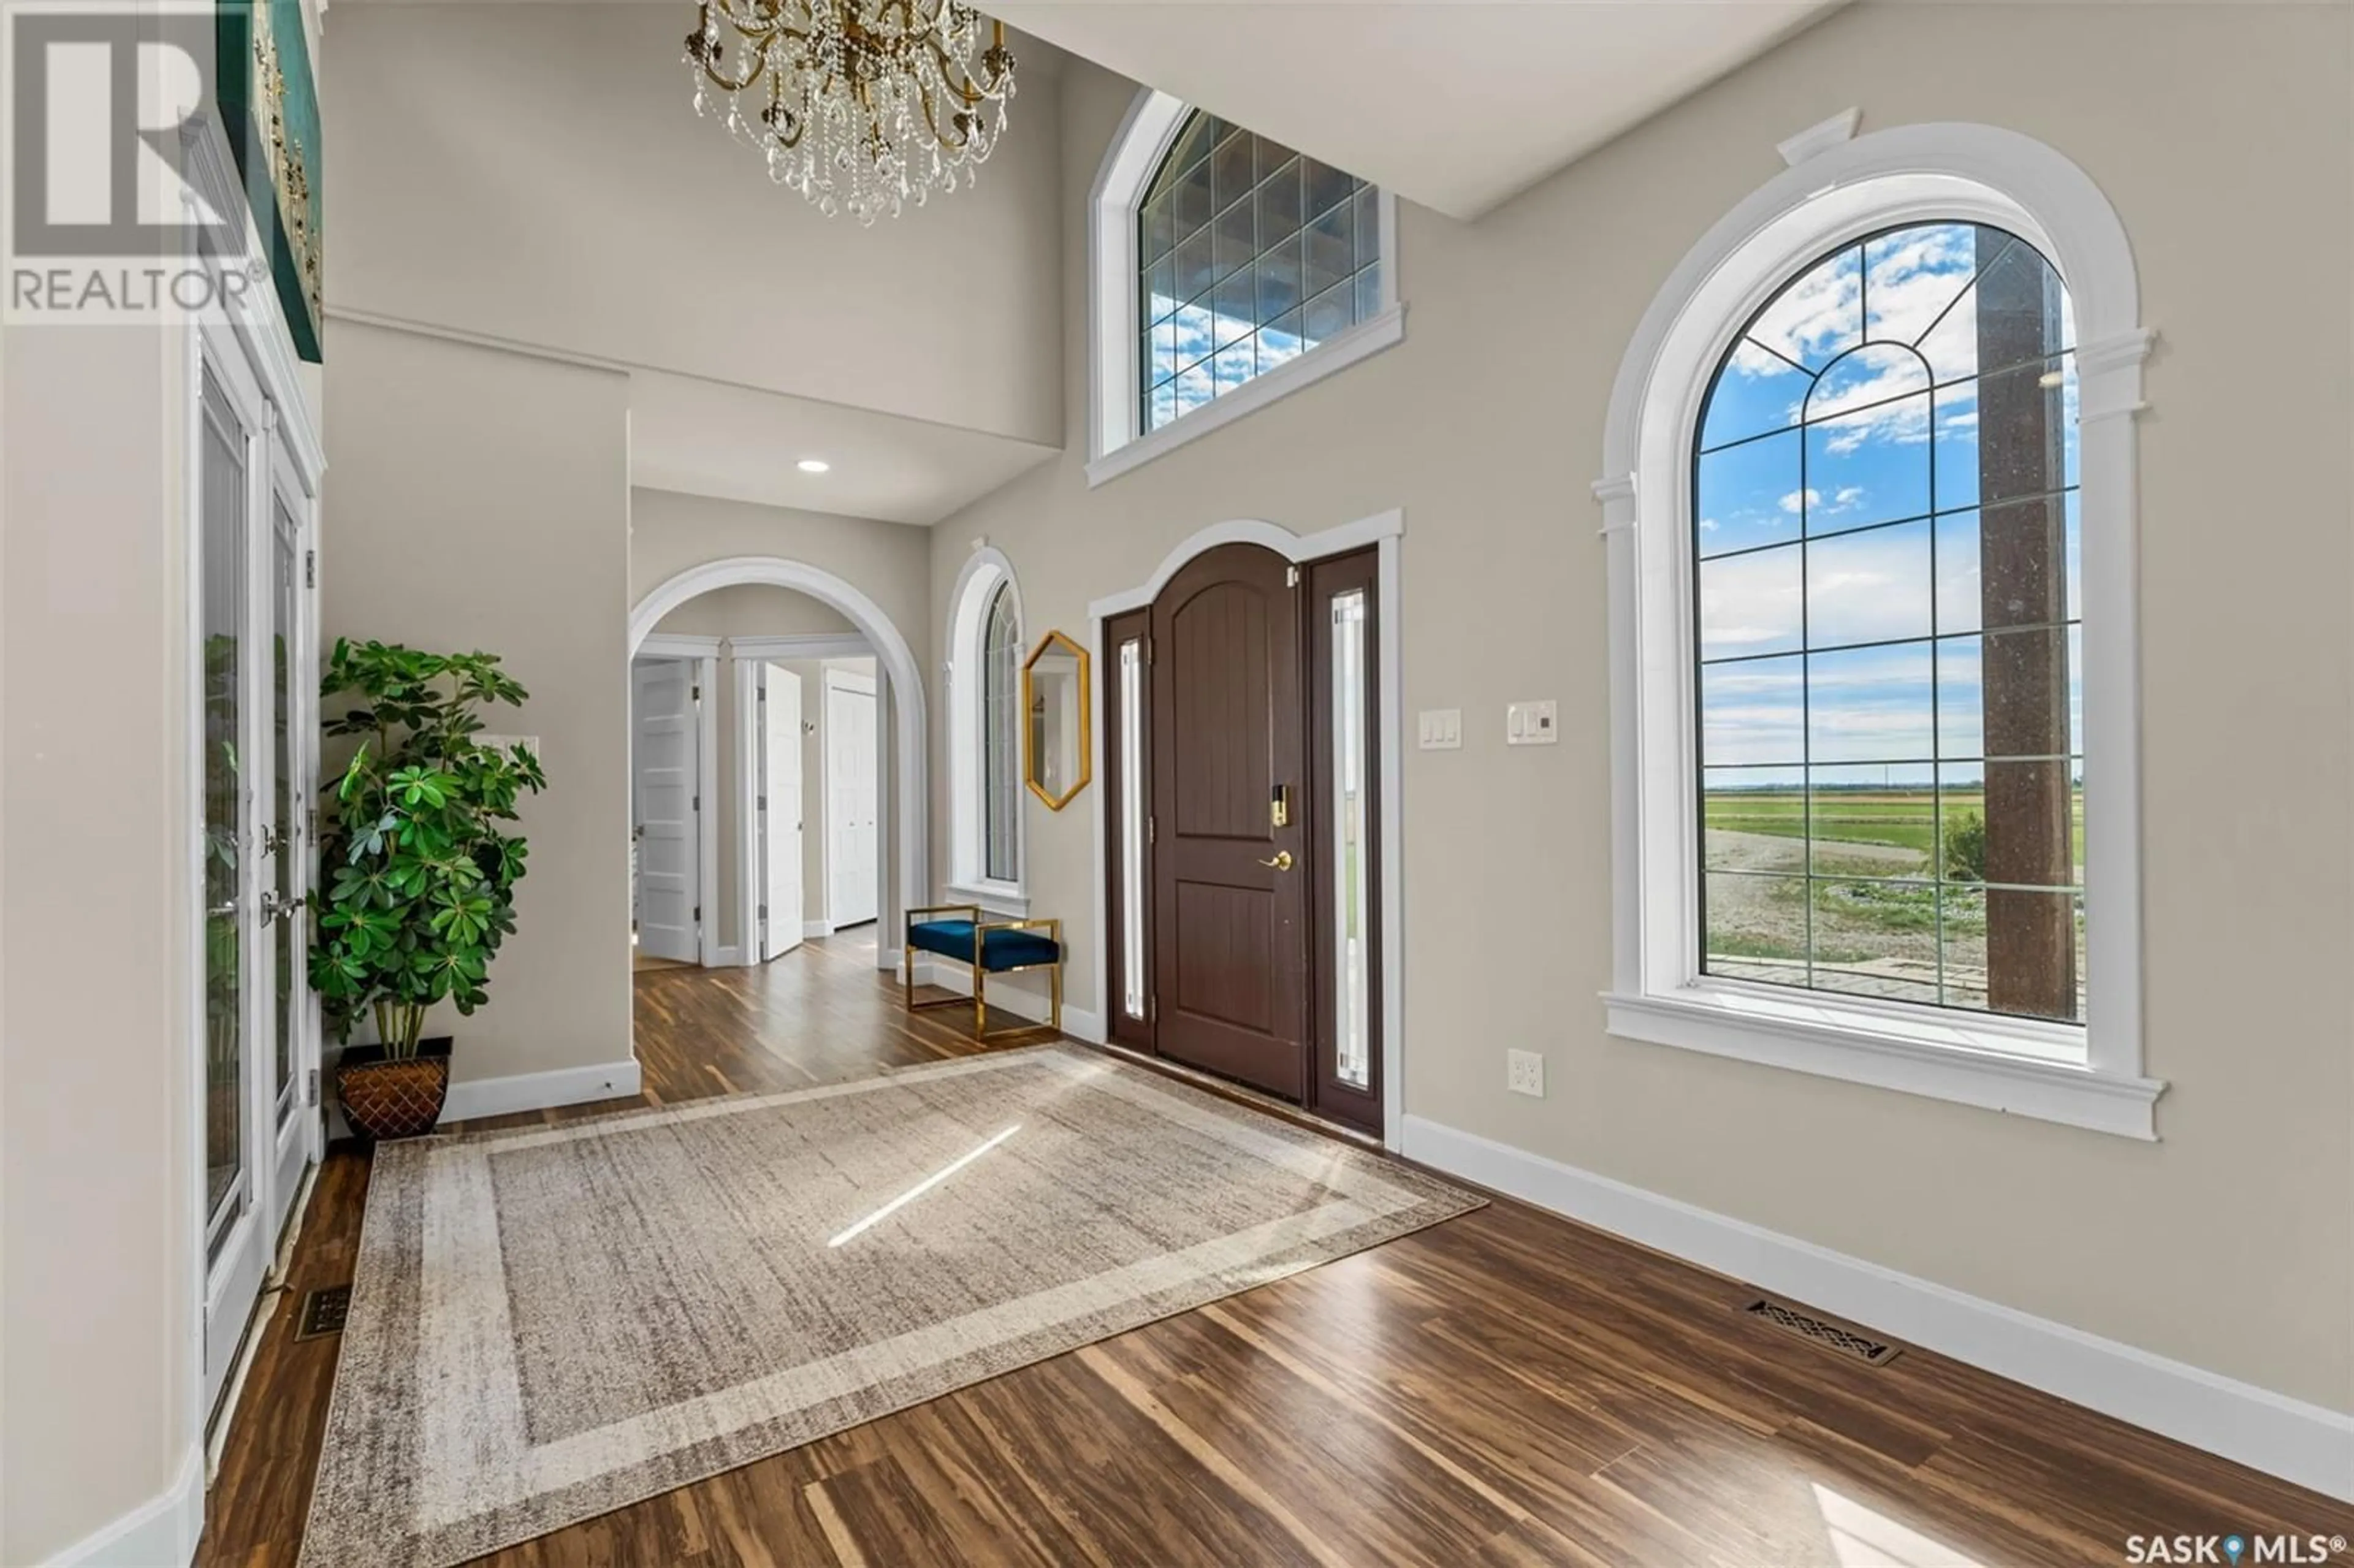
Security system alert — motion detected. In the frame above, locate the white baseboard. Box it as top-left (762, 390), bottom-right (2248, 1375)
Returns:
top-left (443, 1056), bottom-right (644, 1123)
top-left (45, 1441), bottom-right (202, 1567)
top-left (911, 961), bottom-right (1102, 1041)
top-left (1400, 1116), bottom-right (2354, 1502)
top-left (802, 919), bottom-right (830, 940)
top-left (709, 944), bottom-right (743, 969)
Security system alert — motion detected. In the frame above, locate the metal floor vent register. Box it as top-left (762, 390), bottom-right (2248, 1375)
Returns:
top-left (295, 1284), bottom-right (352, 1341)
top-left (1745, 1296), bottom-right (1902, 1367)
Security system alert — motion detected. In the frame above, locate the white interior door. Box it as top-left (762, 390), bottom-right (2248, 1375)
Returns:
top-left (633, 659), bottom-right (701, 962)
top-left (760, 665), bottom-right (803, 960)
top-left (827, 672), bottom-right (880, 929)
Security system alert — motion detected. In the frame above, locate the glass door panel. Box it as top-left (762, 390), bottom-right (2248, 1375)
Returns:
top-left (1328, 589), bottom-right (1371, 1091)
top-left (1119, 636), bottom-right (1146, 1021)
top-left (199, 364), bottom-right (248, 1263)
top-left (270, 503), bottom-right (297, 1130)
top-left (1305, 550), bottom-right (1382, 1135)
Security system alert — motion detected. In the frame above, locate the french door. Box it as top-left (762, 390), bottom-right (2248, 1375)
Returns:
top-left (197, 325), bottom-right (321, 1418)
top-left (1113, 544), bottom-right (1385, 1133)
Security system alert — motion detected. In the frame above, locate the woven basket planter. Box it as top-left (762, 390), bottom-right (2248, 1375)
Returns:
top-left (337, 1037), bottom-right (453, 1141)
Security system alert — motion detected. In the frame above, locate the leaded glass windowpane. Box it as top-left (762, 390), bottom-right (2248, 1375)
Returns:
top-left (1139, 111), bottom-right (1383, 432)
top-left (1694, 223), bottom-right (2082, 1022)
top-left (981, 581), bottom-right (1019, 884)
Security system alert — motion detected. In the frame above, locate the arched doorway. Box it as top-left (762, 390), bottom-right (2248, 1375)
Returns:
top-left (629, 557), bottom-right (928, 970)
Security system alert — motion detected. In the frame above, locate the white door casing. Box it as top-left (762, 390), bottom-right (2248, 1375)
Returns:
top-left (633, 659), bottom-right (701, 962)
top-left (826, 669), bottom-right (880, 929)
top-left (761, 664), bottom-right (804, 961)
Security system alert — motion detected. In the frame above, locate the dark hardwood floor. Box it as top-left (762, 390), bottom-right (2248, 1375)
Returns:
top-left (199, 938), bottom-right (2353, 1566)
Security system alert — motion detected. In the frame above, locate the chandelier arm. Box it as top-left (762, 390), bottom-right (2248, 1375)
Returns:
top-left (696, 39), bottom-right (784, 97)
top-left (918, 85), bottom-right (966, 151)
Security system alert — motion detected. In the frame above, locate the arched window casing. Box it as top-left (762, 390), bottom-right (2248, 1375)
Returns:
top-left (1087, 91), bottom-right (1402, 487)
top-left (1598, 120), bottom-right (2161, 1140)
top-left (947, 548), bottom-right (1025, 909)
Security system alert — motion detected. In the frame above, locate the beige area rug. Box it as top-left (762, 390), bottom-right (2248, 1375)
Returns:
top-left (299, 1043), bottom-right (1481, 1567)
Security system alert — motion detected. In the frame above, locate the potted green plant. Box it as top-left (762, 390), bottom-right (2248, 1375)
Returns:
top-left (312, 639), bottom-right (546, 1140)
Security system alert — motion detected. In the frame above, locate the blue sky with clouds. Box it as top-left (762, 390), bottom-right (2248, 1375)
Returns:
top-left (1695, 224), bottom-right (2082, 778)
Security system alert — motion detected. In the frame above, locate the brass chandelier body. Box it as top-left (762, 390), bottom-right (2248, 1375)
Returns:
top-left (685, 0), bottom-right (1016, 224)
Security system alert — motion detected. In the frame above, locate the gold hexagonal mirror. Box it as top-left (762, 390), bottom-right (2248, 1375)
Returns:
top-left (1022, 630), bottom-right (1091, 810)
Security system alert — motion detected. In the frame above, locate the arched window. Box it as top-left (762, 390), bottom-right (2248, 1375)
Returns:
top-left (1599, 123), bottom-right (2158, 1138)
top-left (1087, 93), bottom-right (1401, 484)
top-left (947, 549), bottom-right (1024, 905)
top-left (1694, 223), bottom-right (2080, 1023)
top-left (980, 579), bottom-right (1020, 883)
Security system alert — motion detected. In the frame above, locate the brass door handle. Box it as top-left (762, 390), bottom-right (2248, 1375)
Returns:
top-left (1256, 851), bottom-right (1293, 871)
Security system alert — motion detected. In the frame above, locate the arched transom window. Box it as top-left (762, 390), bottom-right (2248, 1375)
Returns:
top-left (1137, 111), bottom-right (1383, 433)
top-left (1694, 223), bottom-right (2082, 1023)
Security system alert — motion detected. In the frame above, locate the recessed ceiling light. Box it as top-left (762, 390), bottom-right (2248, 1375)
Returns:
top-left (797, 458), bottom-right (831, 474)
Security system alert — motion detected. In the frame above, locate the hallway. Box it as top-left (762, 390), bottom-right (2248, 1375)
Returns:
top-left (195, 945), bottom-right (2349, 1567)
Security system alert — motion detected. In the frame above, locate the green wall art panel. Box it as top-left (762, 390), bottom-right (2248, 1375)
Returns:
top-left (216, 0), bottom-right (322, 362)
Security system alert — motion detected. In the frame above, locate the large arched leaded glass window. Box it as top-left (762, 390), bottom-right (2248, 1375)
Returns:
top-left (1136, 111), bottom-right (1383, 433)
top-left (1694, 223), bottom-right (2082, 1023)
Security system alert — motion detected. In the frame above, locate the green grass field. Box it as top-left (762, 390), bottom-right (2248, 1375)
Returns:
top-left (1704, 789), bottom-right (2084, 869)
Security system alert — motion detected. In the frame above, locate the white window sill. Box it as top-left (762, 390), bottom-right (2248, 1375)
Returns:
top-left (1602, 984), bottom-right (2165, 1141)
top-left (1086, 303), bottom-right (1406, 489)
top-left (944, 881), bottom-right (1029, 919)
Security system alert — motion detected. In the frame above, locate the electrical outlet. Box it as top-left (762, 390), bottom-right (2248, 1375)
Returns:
top-left (1507, 1049), bottom-right (1545, 1098)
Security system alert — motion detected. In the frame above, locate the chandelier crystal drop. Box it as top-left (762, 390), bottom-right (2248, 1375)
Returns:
top-left (684, 0), bottom-right (1016, 225)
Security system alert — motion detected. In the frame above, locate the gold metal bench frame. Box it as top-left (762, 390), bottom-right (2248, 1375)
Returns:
top-left (901, 903), bottom-right (1064, 1041)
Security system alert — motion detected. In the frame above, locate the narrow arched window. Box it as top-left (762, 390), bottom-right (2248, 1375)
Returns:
top-left (1694, 223), bottom-right (2081, 1022)
top-left (980, 579), bottom-right (1021, 884)
top-left (1136, 110), bottom-right (1384, 433)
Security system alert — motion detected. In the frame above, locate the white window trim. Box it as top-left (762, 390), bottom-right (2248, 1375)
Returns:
top-left (1085, 89), bottom-right (1404, 490)
top-left (945, 545), bottom-right (1027, 914)
top-left (1595, 118), bottom-right (2163, 1141)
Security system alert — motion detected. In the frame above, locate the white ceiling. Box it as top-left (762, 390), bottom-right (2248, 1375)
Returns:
top-left (628, 371), bottom-right (1059, 527)
top-left (988, 1), bottom-right (1842, 220)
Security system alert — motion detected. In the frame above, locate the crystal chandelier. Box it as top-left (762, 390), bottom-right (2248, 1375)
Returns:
top-left (684, 1), bottom-right (1016, 225)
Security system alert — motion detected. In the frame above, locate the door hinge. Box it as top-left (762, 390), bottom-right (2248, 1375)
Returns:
top-left (694, 904), bottom-right (702, 923)
top-left (757, 794), bottom-right (768, 811)
top-left (758, 903), bottom-right (768, 921)
top-left (1286, 564), bottom-right (1300, 588)
top-left (1148, 814), bottom-right (1156, 844)
top-left (693, 684), bottom-right (702, 702)
top-left (303, 549), bottom-right (316, 588)
top-left (305, 1068), bottom-right (319, 1108)
top-left (1149, 994), bottom-right (1158, 1022)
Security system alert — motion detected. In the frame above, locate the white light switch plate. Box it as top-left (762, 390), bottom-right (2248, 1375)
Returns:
top-left (477, 734), bottom-right (541, 761)
top-left (1417, 709), bottom-right (1463, 750)
top-left (1507, 1049), bottom-right (1545, 1098)
top-left (1506, 701), bottom-right (1558, 746)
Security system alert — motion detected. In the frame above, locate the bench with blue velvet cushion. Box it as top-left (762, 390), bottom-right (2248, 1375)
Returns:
top-left (901, 904), bottom-right (1063, 1040)
top-left (906, 918), bottom-right (1061, 972)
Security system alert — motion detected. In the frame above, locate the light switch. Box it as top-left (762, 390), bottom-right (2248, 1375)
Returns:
top-left (1505, 701), bottom-right (1558, 746)
top-left (1417, 709), bottom-right (1463, 750)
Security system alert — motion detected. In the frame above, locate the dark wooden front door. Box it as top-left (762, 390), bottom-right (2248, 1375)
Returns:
top-left (1149, 544), bottom-right (1308, 1098)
